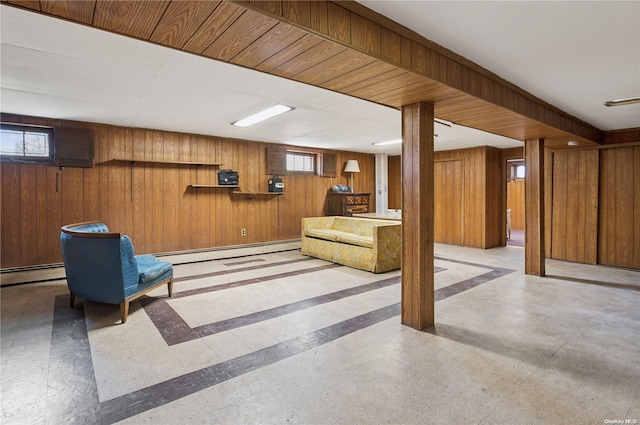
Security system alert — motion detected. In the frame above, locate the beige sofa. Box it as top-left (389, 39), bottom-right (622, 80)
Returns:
top-left (301, 216), bottom-right (401, 273)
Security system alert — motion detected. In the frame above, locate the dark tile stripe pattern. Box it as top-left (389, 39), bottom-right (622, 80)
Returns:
top-left (47, 295), bottom-right (103, 423)
top-left (435, 268), bottom-right (513, 300)
top-left (48, 255), bottom-right (513, 424)
top-left (432, 257), bottom-right (513, 300)
top-left (222, 258), bottom-right (266, 266)
top-left (142, 275), bottom-right (403, 345)
top-left (174, 257), bottom-right (314, 283)
top-left (172, 263), bottom-right (341, 298)
top-left (99, 304), bottom-right (402, 424)
top-left (145, 266), bottom-right (446, 346)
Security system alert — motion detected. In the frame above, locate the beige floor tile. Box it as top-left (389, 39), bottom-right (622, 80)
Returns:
top-left (2, 245), bottom-right (639, 424)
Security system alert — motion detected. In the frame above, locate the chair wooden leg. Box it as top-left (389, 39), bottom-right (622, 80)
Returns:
top-left (167, 278), bottom-right (173, 297)
top-left (120, 301), bottom-right (129, 324)
top-left (69, 292), bottom-right (76, 308)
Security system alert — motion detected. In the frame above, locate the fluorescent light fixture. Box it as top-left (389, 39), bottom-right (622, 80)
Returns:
top-left (567, 141), bottom-right (579, 146)
top-left (232, 104), bottom-right (293, 127)
top-left (372, 139), bottom-right (402, 146)
top-left (604, 97), bottom-right (640, 107)
top-left (372, 135), bottom-right (438, 146)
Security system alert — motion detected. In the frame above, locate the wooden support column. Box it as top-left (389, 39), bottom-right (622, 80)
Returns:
top-left (401, 101), bottom-right (435, 330)
top-left (524, 138), bottom-right (546, 276)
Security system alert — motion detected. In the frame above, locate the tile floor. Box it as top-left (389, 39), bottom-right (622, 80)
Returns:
top-left (1, 243), bottom-right (639, 424)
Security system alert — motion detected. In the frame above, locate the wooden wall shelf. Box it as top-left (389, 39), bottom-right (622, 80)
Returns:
top-left (99, 159), bottom-right (222, 201)
top-left (232, 191), bottom-right (284, 199)
top-left (188, 184), bottom-right (239, 189)
top-left (187, 186), bottom-right (283, 199)
top-left (232, 192), bottom-right (284, 196)
top-left (100, 157), bottom-right (221, 167)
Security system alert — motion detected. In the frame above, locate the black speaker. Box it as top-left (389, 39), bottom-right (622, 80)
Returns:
top-left (268, 176), bottom-right (284, 192)
top-left (218, 170), bottom-right (239, 185)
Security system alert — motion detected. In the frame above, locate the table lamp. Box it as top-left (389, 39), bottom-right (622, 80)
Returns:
top-left (344, 160), bottom-right (360, 192)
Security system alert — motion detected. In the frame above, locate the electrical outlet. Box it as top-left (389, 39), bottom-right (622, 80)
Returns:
top-left (241, 228), bottom-right (246, 236)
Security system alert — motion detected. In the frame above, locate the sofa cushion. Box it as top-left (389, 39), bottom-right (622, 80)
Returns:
top-left (120, 236), bottom-right (139, 290)
top-left (305, 228), bottom-right (339, 241)
top-left (305, 225), bottom-right (374, 248)
top-left (335, 233), bottom-right (374, 248)
top-left (332, 217), bottom-right (374, 236)
top-left (136, 254), bottom-right (173, 284)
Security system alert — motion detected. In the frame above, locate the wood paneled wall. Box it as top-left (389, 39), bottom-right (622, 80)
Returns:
top-left (388, 146), bottom-right (506, 249)
top-left (0, 114), bottom-right (375, 269)
top-left (598, 146), bottom-right (640, 268)
top-left (433, 146), bottom-right (504, 248)
top-left (396, 141), bottom-right (640, 269)
top-left (387, 155), bottom-right (401, 210)
top-left (546, 144), bottom-right (640, 269)
top-left (550, 150), bottom-right (599, 264)
top-left (484, 146), bottom-right (505, 248)
top-left (507, 180), bottom-right (525, 230)
top-left (545, 147), bottom-right (554, 259)
top-left (5, 115), bottom-right (637, 270)
top-left (434, 159), bottom-right (463, 245)
top-left (434, 149), bottom-right (483, 247)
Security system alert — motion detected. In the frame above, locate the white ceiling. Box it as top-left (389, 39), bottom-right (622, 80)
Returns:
top-left (360, 0), bottom-right (640, 132)
top-left (1, 2), bottom-right (638, 157)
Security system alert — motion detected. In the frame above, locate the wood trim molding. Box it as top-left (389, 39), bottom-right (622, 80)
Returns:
top-left (602, 128), bottom-right (640, 145)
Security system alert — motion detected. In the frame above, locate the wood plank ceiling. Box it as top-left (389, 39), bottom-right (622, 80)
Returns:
top-left (3, 0), bottom-right (604, 149)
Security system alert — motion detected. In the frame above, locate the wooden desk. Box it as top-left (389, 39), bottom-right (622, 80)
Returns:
top-left (327, 192), bottom-right (370, 216)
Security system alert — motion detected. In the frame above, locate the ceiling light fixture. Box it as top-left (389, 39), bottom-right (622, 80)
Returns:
top-left (567, 141), bottom-right (579, 146)
top-left (604, 97), bottom-right (640, 107)
top-left (372, 135), bottom-right (438, 146)
top-left (372, 139), bottom-right (402, 146)
top-left (232, 104), bottom-right (294, 127)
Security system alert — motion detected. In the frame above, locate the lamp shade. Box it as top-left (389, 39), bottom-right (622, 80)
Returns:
top-left (344, 160), bottom-right (360, 173)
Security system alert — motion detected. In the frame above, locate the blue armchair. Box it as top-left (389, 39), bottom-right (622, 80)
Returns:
top-left (60, 222), bottom-right (173, 324)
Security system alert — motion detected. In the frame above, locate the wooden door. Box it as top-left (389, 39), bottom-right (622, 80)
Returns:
top-left (387, 155), bottom-right (402, 210)
top-left (434, 159), bottom-right (463, 245)
top-left (507, 180), bottom-right (525, 230)
top-left (551, 149), bottom-right (599, 264)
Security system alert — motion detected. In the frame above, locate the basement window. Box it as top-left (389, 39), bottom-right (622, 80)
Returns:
top-left (286, 152), bottom-right (315, 173)
top-left (515, 165), bottom-right (525, 179)
top-left (0, 123), bottom-right (54, 164)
